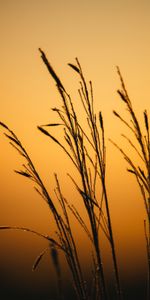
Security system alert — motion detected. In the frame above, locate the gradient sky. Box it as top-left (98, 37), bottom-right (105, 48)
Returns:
top-left (0, 1), bottom-right (150, 299)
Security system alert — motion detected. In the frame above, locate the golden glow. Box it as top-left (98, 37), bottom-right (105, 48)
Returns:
top-left (0, 1), bottom-right (149, 298)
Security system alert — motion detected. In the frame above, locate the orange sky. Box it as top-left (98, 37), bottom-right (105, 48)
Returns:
top-left (0, 1), bottom-right (150, 299)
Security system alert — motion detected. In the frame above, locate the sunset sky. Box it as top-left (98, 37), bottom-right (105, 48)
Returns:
top-left (0, 1), bottom-right (150, 299)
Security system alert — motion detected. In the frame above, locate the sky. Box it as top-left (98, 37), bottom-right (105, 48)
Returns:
top-left (0, 1), bottom-right (150, 299)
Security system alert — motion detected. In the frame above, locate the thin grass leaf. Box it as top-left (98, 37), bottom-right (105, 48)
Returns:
top-left (0, 226), bottom-right (50, 240)
top-left (38, 126), bottom-right (62, 145)
top-left (22, 163), bottom-right (34, 176)
top-left (14, 170), bottom-right (31, 178)
top-left (0, 122), bottom-right (9, 129)
top-left (51, 107), bottom-right (60, 112)
top-left (38, 126), bottom-right (78, 169)
top-left (99, 112), bottom-right (104, 131)
top-left (113, 111), bottom-right (135, 134)
top-left (39, 48), bottom-right (65, 92)
top-left (78, 88), bottom-right (89, 116)
top-left (37, 126), bottom-right (53, 137)
top-left (121, 134), bottom-right (144, 162)
top-left (65, 199), bottom-right (90, 235)
top-left (144, 110), bottom-right (149, 131)
top-left (4, 133), bottom-right (20, 146)
top-left (95, 214), bottom-right (110, 242)
top-left (67, 173), bottom-right (81, 193)
top-left (34, 186), bottom-right (46, 200)
top-left (89, 81), bottom-right (94, 117)
top-left (116, 66), bottom-right (130, 103)
top-left (127, 169), bottom-right (136, 174)
top-left (139, 184), bottom-right (149, 217)
top-left (0, 226), bottom-right (64, 250)
top-left (117, 90), bottom-right (127, 103)
top-left (42, 123), bottom-right (62, 127)
top-left (32, 248), bottom-right (48, 271)
top-left (79, 190), bottom-right (99, 207)
top-left (68, 63), bottom-right (80, 74)
top-left (111, 139), bottom-right (149, 192)
top-left (113, 110), bottom-right (120, 118)
top-left (138, 167), bottom-right (147, 180)
top-left (8, 142), bottom-right (25, 157)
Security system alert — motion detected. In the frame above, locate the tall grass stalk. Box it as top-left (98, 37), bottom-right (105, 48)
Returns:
top-left (39, 49), bottom-right (122, 299)
top-left (111, 66), bottom-right (150, 300)
top-left (0, 50), bottom-right (123, 300)
top-left (0, 124), bottom-right (87, 300)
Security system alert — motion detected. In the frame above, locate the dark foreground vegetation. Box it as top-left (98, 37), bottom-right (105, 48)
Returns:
top-left (0, 49), bottom-right (149, 300)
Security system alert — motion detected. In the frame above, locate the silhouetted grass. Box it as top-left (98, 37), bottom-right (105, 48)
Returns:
top-left (111, 66), bottom-right (150, 300)
top-left (0, 50), bottom-right (149, 299)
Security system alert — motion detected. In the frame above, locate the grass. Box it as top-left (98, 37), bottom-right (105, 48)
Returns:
top-left (0, 50), bottom-right (149, 300)
top-left (110, 66), bottom-right (150, 300)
